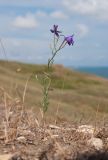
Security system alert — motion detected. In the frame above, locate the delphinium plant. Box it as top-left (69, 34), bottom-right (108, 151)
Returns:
top-left (48, 25), bottom-right (74, 68)
top-left (39, 25), bottom-right (74, 117)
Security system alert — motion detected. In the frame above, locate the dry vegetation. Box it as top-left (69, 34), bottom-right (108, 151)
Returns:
top-left (0, 60), bottom-right (108, 159)
top-left (0, 100), bottom-right (108, 160)
top-left (0, 60), bottom-right (108, 123)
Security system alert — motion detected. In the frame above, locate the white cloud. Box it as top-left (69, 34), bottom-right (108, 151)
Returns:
top-left (1, 37), bottom-right (49, 63)
top-left (63, 0), bottom-right (108, 20)
top-left (76, 24), bottom-right (89, 38)
top-left (13, 13), bottom-right (39, 29)
top-left (63, 0), bottom-right (96, 14)
top-left (35, 11), bottom-right (47, 17)
top-left (50, 11), bottom-right (68, 19)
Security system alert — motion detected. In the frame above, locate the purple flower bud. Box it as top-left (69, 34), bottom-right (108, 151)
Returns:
top-left (64, 35), bottom-right (74, 46)
top-left (50, 25), bottom-right (62, 37)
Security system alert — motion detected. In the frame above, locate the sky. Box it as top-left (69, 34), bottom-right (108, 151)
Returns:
top-left (0, 0), bottom-right (108, 66)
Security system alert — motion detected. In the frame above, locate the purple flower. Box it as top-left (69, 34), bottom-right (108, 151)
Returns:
top-left (50, 25), bottom-right (61, 37)
top-left (64, 35), bottom-right (74, 46)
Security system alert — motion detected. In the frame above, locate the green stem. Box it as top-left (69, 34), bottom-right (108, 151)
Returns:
top-left (48, 40), bottom-right (67, 69)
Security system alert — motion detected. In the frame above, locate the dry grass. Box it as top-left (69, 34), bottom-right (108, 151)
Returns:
top-left (0, 60), bottom-right (108, 123)
top-left (0, 97), bottom-right (108, 160)
top-left (0, 77), bottom-right (108, 159)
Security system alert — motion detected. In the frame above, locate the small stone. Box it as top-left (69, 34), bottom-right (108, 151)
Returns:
top-left (87, 137), bottom-right (103, 150)
top-left (77, 125), bottom-right (95, 136)
top-left (16, 136), bottom-right (26, 143)
top-left (49, 124), bottom-right (61, 129)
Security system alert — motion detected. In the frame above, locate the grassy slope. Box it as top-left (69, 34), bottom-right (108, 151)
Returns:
top-left (0, 60), bottom-right (108, 123)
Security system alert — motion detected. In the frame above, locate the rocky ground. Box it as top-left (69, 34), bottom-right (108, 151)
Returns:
top-left (0, 103), bottom-right (108, 160)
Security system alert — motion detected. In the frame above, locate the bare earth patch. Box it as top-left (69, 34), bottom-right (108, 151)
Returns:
top-left (0, 103), bottom-right (108, 160)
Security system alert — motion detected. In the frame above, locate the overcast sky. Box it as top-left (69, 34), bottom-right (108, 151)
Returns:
top-left (0, 0), bottom-right (108, 66)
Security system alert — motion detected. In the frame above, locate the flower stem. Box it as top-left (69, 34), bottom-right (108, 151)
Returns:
top-left (48, 40), bottom-right (66, 69)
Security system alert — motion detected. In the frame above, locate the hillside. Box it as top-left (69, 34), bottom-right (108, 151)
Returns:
top-left (0, 60), bottom-right (108, 123)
